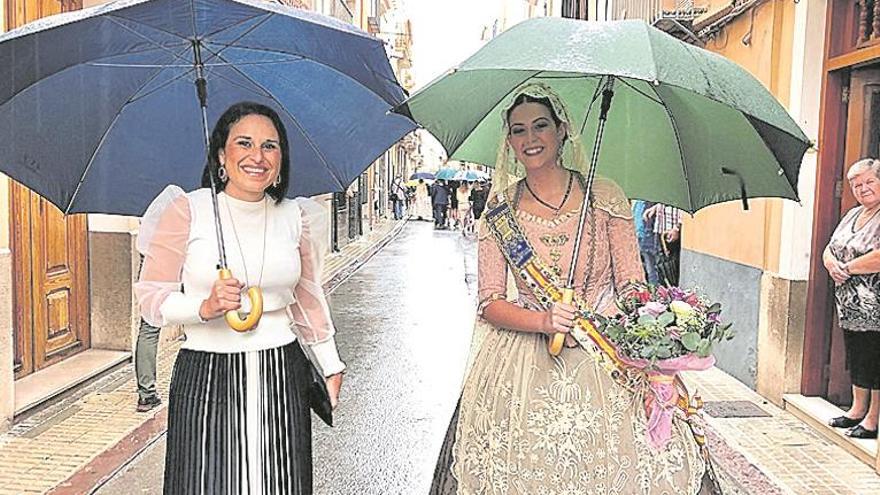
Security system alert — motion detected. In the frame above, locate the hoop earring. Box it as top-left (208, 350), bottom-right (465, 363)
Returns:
top-left (218, 164), bottom-right (228, 182)
top-left (273, 174), bottom-right (281, 188)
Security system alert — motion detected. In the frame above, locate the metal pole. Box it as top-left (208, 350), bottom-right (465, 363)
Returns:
top-left (566, 76), bottom-right (615, 289)
top-left (549, 76), bottom-right (616, 356)
top-left (192, 38), bottom-right (228, 269)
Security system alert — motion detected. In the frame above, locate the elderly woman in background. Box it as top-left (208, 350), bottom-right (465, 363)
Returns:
top-left (824, 158), bottom-right (880, 439)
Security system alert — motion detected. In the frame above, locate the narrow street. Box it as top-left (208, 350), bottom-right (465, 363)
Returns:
top-left (95, 221), bottom-right (479, 495)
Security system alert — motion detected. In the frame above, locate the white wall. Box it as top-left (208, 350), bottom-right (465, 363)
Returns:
top-left (776, 0), bottom-right (827, 281)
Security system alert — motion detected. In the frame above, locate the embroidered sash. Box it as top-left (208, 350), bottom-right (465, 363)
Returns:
top-left (482, 198), bottom-right (710, 455)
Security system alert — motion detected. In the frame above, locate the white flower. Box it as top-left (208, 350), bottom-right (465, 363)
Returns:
top-left (669, 300), bottom-right (695, 323)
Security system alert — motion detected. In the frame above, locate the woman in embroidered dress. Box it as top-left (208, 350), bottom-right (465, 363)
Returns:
top-left (824, 158), bottom-right (880, 440)
top-left (430, 83), bottom-right (707, 495)
top-left (136, 102), bottom-right (345, 494)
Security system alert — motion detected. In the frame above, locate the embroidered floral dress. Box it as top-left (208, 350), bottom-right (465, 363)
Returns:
top-left (438, 178), bottom-right (706, 495)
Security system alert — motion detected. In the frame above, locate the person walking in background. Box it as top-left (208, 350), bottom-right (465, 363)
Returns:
top-left (134, 253), bottom-right (162, 413)
top-left (469, 180), bottom-right (488, 220)
top-left (134, 317), bottom-right (162, 412)
top-left (455, 181), bottom-right (471, 231)
top-left (645, 202), bottom-right (683, 285)
top-left (632, 199), bottom-right (660, 285)
top-left (413, 179), bottom-right (432, 221)
top-left (448, 180), bottom-right (460, 229)
top-left (824, 158), bottom-right (880, 439)
top-left (431, 179), bottom-right (450, 229)
top-left (390, 175), bottom-right (407, 220)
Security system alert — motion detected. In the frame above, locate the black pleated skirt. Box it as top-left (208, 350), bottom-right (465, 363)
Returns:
top-left (164, 342), bottom-right (313, 495)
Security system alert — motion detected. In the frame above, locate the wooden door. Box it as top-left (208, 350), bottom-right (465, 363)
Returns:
top-left (8, 0), bottom-right (88, 379)
top-left (825, 66), bottom-right (880, 405)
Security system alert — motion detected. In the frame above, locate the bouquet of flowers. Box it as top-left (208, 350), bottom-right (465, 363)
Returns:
top-left (594, 282), bottom-right (734, 449)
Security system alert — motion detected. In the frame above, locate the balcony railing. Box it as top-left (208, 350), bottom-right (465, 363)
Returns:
top-left (612, 0), bottom-right (664, 24)
top-left (613, 0), bottom-right (707, 23)
top-left (856, 0), bottom-right (880, 47)
top-left (329, 0), bottom-right (353, 23)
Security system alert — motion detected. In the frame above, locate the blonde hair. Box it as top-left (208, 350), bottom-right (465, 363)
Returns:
top-left (846, 158), bottom-right (880, 181)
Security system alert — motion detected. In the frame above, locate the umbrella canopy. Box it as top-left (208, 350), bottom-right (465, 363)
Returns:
top-left (396, 18), bottom-right (810, 213)
top-left (410, 171), bottom-right (436, 180)
top-left (435, 167), bottom-right (459, 180)
top-left (453, 169), bottom-right (489, 182)
top-left (0, 0), bottom-right (415, 216)
top-left (405, 178), bottom-right (433, 187)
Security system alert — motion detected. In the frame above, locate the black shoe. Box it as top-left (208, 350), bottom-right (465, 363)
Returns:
top-left (846, 425), bottom-right (878, 439)
top-left (829, 415), bottom-right (864, 428)
top-left (136, 395), bottom-right (162, 412)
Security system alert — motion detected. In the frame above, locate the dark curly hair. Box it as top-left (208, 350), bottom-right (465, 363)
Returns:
top-left (201, 101), bottom-right (290, 203)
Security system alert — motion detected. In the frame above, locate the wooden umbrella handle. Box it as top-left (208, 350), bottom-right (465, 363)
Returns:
top-left (219, 268), bottom-right (263, 332)
top-left (548, 288), bottom-right (574, 356)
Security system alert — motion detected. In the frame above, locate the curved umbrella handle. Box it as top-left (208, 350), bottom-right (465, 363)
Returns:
top-left (218, 268), bottom-right (263, 332)
top-left (548, 288), bottom-right (574, 356)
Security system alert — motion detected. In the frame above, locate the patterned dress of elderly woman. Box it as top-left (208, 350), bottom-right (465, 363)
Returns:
top-left (431, 176), bottom-right (707, 495)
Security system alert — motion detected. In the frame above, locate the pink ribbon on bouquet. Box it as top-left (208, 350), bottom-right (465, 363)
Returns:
top-left (620, 353), bottom-right (716, 450)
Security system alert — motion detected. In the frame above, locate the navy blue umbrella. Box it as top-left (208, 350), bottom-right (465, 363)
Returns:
top-left (0, 0), bottom-right (416, 217)
top-left (409, 172), bottom-right (435, 180)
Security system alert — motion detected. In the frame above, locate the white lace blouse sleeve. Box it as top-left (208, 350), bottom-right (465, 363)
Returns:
top-left (289, 197), bottom-right (345, 376)
top-left (134, 186), bottom-right (203, 327)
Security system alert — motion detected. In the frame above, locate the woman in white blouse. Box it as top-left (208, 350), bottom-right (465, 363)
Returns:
top-left (136, 102), bottom-right (345, 494)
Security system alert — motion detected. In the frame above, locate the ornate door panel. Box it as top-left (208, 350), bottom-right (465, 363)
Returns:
top-left (8, 0), bottom-right (88, 378)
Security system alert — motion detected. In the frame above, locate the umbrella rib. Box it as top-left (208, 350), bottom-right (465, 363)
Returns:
top-left (577, 76), bottom-right (605, 138)
top-left (650, 84), bottom-right (694, 212)
top-left (207, 50), bottom-right (346, 191)
top-left (65, 49), bottom-right (193, 214)
top-left (616, 78), bottom-right (664, 105)
top-left (127, 67), bottom-right (197, 104)
top-left (206, 68), bottom-right (275, 100)
top-left (199, 14), bottom-right (275, 64)
top-left (104, 16), bottom-right (191, 65)
top-left (208, 42), bottom-right (400, 106)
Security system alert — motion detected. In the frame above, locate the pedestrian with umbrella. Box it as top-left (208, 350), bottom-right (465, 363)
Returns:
top-left (413, 178), bottom-right (433, 221)
top-left (0, 0), bottom-right (414, 492)
top-left (407, 17), bottom-right (812, 495)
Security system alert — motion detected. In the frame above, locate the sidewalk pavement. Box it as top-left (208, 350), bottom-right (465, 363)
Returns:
top-left (682, 368), bottom-right (880, 495)
top-left (0, 218), bottom-right (407, 495)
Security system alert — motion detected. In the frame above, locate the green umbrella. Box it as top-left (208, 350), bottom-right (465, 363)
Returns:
top-left (396, 17), bottom-right (810, 214)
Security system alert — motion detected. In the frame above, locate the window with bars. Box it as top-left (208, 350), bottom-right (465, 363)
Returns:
top-left (856, 0), bottom-right (880, 45)
top-left (562, 0), bottom-right (589, 20)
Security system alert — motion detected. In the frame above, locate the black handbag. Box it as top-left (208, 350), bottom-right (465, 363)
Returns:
top-left (299, 343), bottom-right (333, 427)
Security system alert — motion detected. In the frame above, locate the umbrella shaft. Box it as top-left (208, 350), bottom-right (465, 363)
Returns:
top-left (191, 38), bottom-right (229, 269)
top-left (567, 77), bottom-right (615, 288)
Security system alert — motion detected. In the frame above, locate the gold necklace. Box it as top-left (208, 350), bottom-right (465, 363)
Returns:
top-left (539, 232), bottom-right (571, 278)
top-left (223, 195), bottom-right (268, 294)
